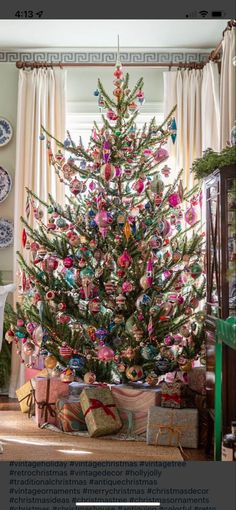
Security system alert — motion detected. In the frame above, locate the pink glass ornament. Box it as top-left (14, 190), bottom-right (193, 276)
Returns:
top-left (138, 313), bottom-right (144, 321)
top-left (143, 149), bottom-right (152, 157)
top-left (117, 249), bottom-right (132, 268)
top-left (161, 164), bottom-right (171, 177)
top-left (154, 147), bottom-right (169, 162)
top-left (95, 210), bottom-right (109, 227)
top-left (163, 219), bottom-right (171, 236)
top-left (168, 193), bottom-right (181, 208)
top-left (89, 181), bottom-right (96, 191)
top-left (97, 346), bottom-right (115, 361)
top-left (58, 315), bottom-right (71, 324)
top-left (17, 319), bottom-right (24, 327)
top-left (185, 206), bottom-right (197, 225)
top-left (132, 178), bottom-right (145, 194)
top-left (63, 257), bottom-right (74, 268)
top-left (102, 141), bottom-right (111, 164)
top-left (115, 166), bottom-right (122, 177)
top-left (122, 281), bottom-right (133, 293)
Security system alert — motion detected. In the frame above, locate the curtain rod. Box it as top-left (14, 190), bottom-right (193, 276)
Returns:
top-left (15, 19), bottom-right (236, 71)
top-left (16, 61), bottom-right (206, 69)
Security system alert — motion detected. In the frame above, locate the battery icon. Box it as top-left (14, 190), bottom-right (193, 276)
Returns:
top-left (211, 11), bottom-right (223, 17)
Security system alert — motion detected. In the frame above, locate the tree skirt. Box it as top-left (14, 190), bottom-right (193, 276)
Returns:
top-left (0, 411), bottom-right (183, 461)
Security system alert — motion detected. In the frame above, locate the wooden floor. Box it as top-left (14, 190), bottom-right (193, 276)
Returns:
top-left (0, 397), bottom-right (212, 461)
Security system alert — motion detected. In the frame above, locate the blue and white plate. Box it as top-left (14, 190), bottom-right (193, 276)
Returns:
top-left (0, 118), bottom-right (13, 147)
top-left (0, 218), bottom-right (14, 248)
top-left (0, 166), bottom-right (12, 202)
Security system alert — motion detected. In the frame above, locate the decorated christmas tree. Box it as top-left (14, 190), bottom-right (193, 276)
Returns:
top-left (6, 58), bottom-right (206, 385)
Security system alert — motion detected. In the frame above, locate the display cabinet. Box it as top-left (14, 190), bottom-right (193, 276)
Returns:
top-left (205, 165), bottom-right (236, 436)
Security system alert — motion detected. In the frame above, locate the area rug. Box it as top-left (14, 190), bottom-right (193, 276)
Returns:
top-left (0, 411), bottom-right (183, 461)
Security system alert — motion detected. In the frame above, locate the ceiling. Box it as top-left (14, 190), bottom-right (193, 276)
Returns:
top-left (0, 19), bottom-right (228, 50)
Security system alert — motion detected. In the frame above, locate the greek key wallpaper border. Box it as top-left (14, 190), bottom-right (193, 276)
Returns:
top-left (0, 51), bottom-right (209, 64)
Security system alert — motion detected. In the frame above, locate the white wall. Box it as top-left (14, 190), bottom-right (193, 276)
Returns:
top-left (0, 63), bottom-right (18, 284)
top-left (67, 66), bottom-right (164, 112)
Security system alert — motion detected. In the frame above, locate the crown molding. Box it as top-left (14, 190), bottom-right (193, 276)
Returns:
top-left (0, 50), bottom-right (210, 64)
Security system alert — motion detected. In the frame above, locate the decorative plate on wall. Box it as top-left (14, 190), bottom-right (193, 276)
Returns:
top-left (0, 118), bottom-right (13, 147)
top-left (0, 166), bottom-right (12, 202)
top-left (0, 218), bottom-right (14, 248)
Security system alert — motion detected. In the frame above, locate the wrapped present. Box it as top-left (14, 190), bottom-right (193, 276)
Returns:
top-left (80, 386), bottom-right (122, 437)
top-left (56, 399), bottom-right (87, 432)
top-left (35, 377), bottom-right (69, 427)
top-left (147, 406), bottom-right (198, 448)
top-left (25, 367), bottom-right (50, 382)
top-left (16, 380), bottom-right (35, 416)
top-left (160, 381), bottom-right (187, 408)
top-left (56, 382), bottom-right (87, 432)
top-left (187, 367), bottom-right (206, 395)
top-left (111, 384), bottom-right (161, 435)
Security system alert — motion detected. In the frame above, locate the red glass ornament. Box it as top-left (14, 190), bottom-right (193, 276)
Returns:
top-left (22, 228), bottom-right (27, 248)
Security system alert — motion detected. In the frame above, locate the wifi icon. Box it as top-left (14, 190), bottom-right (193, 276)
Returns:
top-left (199, 10), bottom-right (209, 17)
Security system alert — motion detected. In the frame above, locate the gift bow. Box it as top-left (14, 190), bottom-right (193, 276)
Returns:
top-left (118, 408), bottom-right (134, 436)
top-left (155, 424), bottom-right (186, 458)
top-left (84, 398), bottom-right (116, 420)
top-left (26, 389), bottom-right (35, 418)
top-left (18, 381), bottom-right (35, 418)
top-left (161, 393), bottom-right (181, 404)
top-left (35, 378), bottom-right (56, 423)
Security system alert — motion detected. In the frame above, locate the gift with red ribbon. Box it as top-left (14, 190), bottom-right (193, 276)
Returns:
top-left (80, 387), bottom-right (122, 437)
top-left (161, 381), bottom-right (187, 409)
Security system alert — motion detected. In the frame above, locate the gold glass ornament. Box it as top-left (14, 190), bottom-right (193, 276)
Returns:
top-left (44, 354), bottom-right (58, 369)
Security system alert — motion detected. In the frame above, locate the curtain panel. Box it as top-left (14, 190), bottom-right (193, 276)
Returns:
top-left (220, 27), bottom-right (236, 149)
top-left (9, 68), bottom-right (67, 397)
top-left (163, 63), bottom-right (220, 190)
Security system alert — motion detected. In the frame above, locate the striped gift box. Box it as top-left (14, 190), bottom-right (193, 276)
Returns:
top-left (111, 384), bottom-right (161, 435)
top-left (56, 399), bottom-right (87, 432)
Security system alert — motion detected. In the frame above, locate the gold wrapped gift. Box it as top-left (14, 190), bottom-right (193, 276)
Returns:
top-left (16, 380), bottom-right (35, 416)
top-left (80, 386), bottom-right (122, 437)
top-left (147, 407), bottom-right (198, 449)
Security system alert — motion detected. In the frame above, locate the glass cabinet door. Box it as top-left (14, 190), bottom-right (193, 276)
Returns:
top-left (206, 179), bottom-right (220, 318)
top-left (227, 178), bottom-right (236, 316)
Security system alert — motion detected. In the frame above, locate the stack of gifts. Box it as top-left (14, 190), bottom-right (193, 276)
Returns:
top-left (187, 367), bottom-right (207, 447)
top-left (111, 384), bottom-right (161, 435)
top-left (145, 375), bottom-right (203, 451)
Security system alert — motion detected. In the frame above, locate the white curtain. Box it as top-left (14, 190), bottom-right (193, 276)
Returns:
top-left (220, 27), bottom-right (236, 148)
top-left (201, 62), bottom-right (220, 152)
top-left (164, 62), bottom-right (220, 189)
top-left (9, 68), bottom-right (67, 398)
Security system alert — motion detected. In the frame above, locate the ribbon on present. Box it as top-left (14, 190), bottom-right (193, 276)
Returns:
top-left (35, 378), bottom-right (56, 423)
top-left (17, 381), bottom-right (35, 417)
top-left (161, 393), bottom-right (181, 405)
top-left (26, 389), bottom-right (35, 418)
top-left (155, 425), bottom-right (189, 459)
top-left (118, 408), bottom-right (134, 436)
top-left (149, 410), bottom-right (192, 459)
top-left (84, 398), bottom-right (116, 420)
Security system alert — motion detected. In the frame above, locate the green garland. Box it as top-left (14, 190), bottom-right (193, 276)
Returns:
top-left (0, 272), bottom-right (13, 388)
top-left (191, 146), bottom-right (236, 180)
